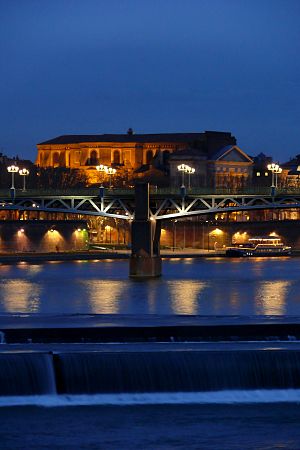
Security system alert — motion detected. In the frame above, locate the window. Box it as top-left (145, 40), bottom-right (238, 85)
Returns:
top-left (146, 150), bottom-right (153, 164)
top-left (113, 150), bottom-right (121, 164)
top-left (90, 150), bottom-right (98, 165)
top-left (265, 172), bottom-right (268, 177)
top-left (256, 172), bottom-right (261, 176)
top-left (53, 152), bottom-right (60, 167)
top-left (74, 151), bottom-right (81, 164)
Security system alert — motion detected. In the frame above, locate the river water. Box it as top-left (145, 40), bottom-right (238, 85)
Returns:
top-left (1, 257), bottom-right (300, 449)
top-left (0, 256), bottom-right (299, 315)
top-left (1, 403), bottom-right (300, 450)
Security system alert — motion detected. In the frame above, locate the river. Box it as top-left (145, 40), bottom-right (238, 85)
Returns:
top-left (0, 256), bottom-right (299, 315)
top-left (1, 257), bottom-right (300, 449)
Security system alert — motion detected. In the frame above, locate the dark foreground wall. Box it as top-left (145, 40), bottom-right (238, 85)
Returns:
top-left (160, 219), bottom-right (300, 250)
top-left (0, 220), bottom-right (89, 253)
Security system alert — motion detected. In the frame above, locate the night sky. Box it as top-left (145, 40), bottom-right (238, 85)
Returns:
top-left (1, 0), bottom-right (300, 162)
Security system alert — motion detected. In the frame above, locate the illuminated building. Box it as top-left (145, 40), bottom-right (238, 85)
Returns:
top-left (35, 129), bottom-right (240, 186)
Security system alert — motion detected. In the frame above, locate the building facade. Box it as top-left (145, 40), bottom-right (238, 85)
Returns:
top-left (36, 129), bottom-right (241, 186)
top-left (169, 145), bottom-right (253, 189)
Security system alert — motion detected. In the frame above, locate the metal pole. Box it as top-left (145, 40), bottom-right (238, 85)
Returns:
top-left (207, 222), bottom-right (210, 252)
top-left (11, 173), bottom-right (14, 189)
top-left (193, 221), bottom-right (196, 248)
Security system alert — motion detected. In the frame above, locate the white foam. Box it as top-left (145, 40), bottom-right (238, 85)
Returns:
top-left (1, 389), bottom-right (300, 407)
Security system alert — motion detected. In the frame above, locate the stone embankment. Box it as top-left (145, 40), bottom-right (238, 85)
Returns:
top-left (0, 249), bottom-right (228, 264)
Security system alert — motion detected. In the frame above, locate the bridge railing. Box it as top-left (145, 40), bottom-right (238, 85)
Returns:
top-left (1, 186), bottom-right (300, 198)
top-left (154, 187), bottom-right (300, 196)
top-left (0, 187), bottom-right (134, 197)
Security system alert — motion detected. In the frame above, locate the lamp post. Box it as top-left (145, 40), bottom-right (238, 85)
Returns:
top-left (173, 219), bottom-right (177, 252)
top-left (186, 166), bottom-right (195, 189)
top-left (267, 163), bottom-right (279, 196)
top-left (106, 167), bottom-right (116, 188)
top-left (177, 164), bottom-right (190, 187)
top-left (274, 167), bottom-right (282, 188)
top-left (206, 220), bottom-right (210, 252)
top-left (19, 168), bottom-right (29, 192)
top-left (7, 164), bottom-right (19, 199)
top-left (96, 164), bottom-right (108, 183)
top-left (177, 163), bottom-right (191, 197)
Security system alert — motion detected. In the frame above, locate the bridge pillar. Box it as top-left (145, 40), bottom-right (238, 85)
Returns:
top-left (129, 183), bottom-right (162, 278)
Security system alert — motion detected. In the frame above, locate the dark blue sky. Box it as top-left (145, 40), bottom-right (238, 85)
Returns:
top-left (1, 0), bottom-right (300, 162)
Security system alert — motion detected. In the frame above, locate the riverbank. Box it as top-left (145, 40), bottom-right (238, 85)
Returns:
top-left (0, 249), bottom-right (226, 264)
top-left (0, 248), bottom-right (300, 264)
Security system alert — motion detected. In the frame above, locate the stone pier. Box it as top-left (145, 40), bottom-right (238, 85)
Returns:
top-left (129, 183), bottom-right (162, 278)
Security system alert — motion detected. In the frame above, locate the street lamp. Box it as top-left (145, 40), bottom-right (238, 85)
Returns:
top-left (7, 164), bottom-right (19, 198)
top-left (172, 219), bottom-right (177, 252)
top-left (186, 166), bottom-right (195, 189)
top-left (267, 163), bottom-right (279, 195)
top-left (106, 167), bottom-right (116, 188)
top-left (177, 164), bottom-right (190, 188)
top-left (96, 164), bottom-right (108, 182)
top-left (19, 168), bottom-right (29, 192)
top-left (274, 166), bottom-right (282, 188)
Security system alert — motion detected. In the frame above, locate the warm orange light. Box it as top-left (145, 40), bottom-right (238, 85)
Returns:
top-left (210, 228), bottom-right (223, 235)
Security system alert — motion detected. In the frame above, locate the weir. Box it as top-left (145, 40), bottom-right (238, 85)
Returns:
top-left (2, 345), bottom-right (300, 397)
top-left (129, 183), bottom-right (161, 278)
top-left (0, 352), bottom-right (56, 396)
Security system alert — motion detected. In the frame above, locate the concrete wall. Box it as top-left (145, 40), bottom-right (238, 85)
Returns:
top-left (0, 220), bottom-right (89, 253)
top-left (160, 219), bottom-right (300, 250)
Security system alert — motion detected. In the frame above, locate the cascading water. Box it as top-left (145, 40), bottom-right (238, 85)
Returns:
top-left (0, 352), bottom-right (56, 396)
top-left (55, 350), bottom-right (300, 394)
top-left (2, 347), bottom-right (300, 405)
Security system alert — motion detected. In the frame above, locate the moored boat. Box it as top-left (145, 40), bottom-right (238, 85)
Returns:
top-left (226, 236), bottom-right (291, 257)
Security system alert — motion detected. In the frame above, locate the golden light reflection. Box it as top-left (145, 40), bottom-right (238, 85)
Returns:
top-left (81, 280), bottom-right (123, 313)
top-left (15, 229), bottom-right (30, 251)
top-left (147, 287), bottom-right (157, 313)
top-left (168, 280), bottom-right (208, 314)
top-left (255, 280), bottom-right (291, 315)
top-left (26, 265), bottom-right (43, 275)
top-left (1, 279), bottom-right (41, 313)
top-left (42, 230), bottom-right (65, 251)
top-left (209, 228), bottom-right (223, 236)
top-left (232, 231), bottom-right (249, 244)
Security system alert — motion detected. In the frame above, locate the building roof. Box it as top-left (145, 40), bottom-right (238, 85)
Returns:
top-left (169, 147), bottom-right (207, 160)
top-left (210, 145), bottom-right (253, 162)
top-left (38, 131), bottom-right (234, 146)
top-left (282, 155), bottom-right (300, 169)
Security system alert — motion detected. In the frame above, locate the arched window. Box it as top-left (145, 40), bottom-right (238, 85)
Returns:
top-left (53, 152), bottom-right (60, 167)
top-left (90, 150), bottom-right (98, 165)
top-left (113, 150), bottom-right (121, 164)
top-left (162, 150), bottom-right (170, 165)
top-left (146, 150), bottom-right (153, 164)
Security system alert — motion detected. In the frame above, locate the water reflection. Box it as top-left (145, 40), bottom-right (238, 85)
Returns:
top-left (0, 279), bottom-right (41, 313)
top-left (169, 281), bottom-right (208, 314)
top-left (255, 281), bottom-right (291, 315)
top-left (81, 280), bottom-right (124, 313)
top-left (0, 259), bottom-right (299, 315)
